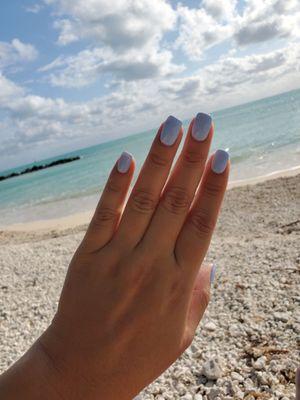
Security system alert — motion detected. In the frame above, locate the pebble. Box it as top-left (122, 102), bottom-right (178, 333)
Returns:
top-left (194, 395), bottom-right (203, 400)
top-left (274, 312), bottom-right (289, 322)
top-left (205, 322), bottom-right (217, 331)
top-left (244, 377), bottom-right (255, 391)
top-left (228, 324), bottom-right (240, 337)
top-left (231, 372), bottom-right (244, 382)
top-left (201, 358), bottom-right (223, 380)
top-left (177, 383), bottom-right (187, 396)
top-left (181, 394), bottom-right (193, 400)
top-left (252, 356), bottom-right (266, 370)
top-left (1, 175), bottom-right (299, 400)
top-left (269, 360), bottom-right (279, 372)
top-left (208, 388), bottom-right (222, 400)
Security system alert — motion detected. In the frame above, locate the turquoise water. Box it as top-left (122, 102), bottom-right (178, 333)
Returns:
top-left (0, 89), bottom-right (300, 226)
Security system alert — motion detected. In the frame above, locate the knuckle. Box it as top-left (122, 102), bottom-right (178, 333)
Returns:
top-left (183, 150), bottom-right (206, 168)
top-left (199, 287), bottom-right (211, 309)
top-left (92, 207), bottom-right (117, 227)
top-left (168, 276), bottom-right (184, 306)
top-left (203, 181), bottom-right (223, 198)
top-left (189, 209), bottom-right (215, 236)
top-left (106, 178), bottom-right (122, 194)
top-left (163, 186), bottom-right (190, 215)
top-left (178, 326), bottom-right (195, 356)
top-left (149, 151), bottom-right (169, 167)
top-left (131, 189), bottom-right (156, 214)
top-left (182, 332), bottom-right (194, 351)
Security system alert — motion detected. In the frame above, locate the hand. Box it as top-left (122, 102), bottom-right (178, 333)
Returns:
top-left (0, 114), bottom-right (229, 400)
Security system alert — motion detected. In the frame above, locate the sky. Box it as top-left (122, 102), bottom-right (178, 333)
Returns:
top-left (0, 0), bottom-right (300, 171)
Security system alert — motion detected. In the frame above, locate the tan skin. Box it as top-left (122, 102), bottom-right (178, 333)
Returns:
top-left (0, 115), bottom-right (229, 399)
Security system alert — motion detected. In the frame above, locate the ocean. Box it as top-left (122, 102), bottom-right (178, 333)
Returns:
top-left (0, 89), bottom-right (300, 227)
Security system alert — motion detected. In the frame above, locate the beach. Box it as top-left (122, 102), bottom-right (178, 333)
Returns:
top-left (0, 172), bottom-right (299, 399)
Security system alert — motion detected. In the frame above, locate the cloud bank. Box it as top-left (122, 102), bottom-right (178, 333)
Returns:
top-left (0, 0), bottom-right (300, 169)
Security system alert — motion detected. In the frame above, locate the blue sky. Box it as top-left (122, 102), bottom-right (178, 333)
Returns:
top-left (0, 0), bottom-right (299, 171)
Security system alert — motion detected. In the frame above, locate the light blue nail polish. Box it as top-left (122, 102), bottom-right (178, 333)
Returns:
top-left (192, 112), bottom-right (212, 141)
top-left (211, 150), bottom-right (229, 174)
top-left (160, 115), bottom-right (182, 146)
top-left (210, 264), bottom-right (217, 285)
top-left (117, 151), bottom-right (132, 173)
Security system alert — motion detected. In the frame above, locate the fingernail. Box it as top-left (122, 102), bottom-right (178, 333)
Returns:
top-left (211, 150), bottom-right (229, 174)
top-left (192, 112), bottom-right (212, 141)
top-left (160, 115), bottom-right (182, 146)
top-left (210, 264), bottom-right (217, 285)
top-left (117, 151), bottom-right (132, 173)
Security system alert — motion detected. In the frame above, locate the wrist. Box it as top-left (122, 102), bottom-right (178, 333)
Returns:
top-left (0, 334), bottom-right (65, 400)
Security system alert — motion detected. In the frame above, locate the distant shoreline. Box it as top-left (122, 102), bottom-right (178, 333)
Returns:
top-left (228, 164), bottom-right (300, 188)
top-left (0, 156), bottom-right (80, 182)
top-left (2, 166), bottom-right (299, 233)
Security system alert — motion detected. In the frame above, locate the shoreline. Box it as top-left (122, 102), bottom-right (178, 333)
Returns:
top-left (2, 165), bottom-right (300, 233)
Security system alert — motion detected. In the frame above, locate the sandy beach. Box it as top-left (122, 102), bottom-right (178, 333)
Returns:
top-left (0, 173), bottom-right (299, 399)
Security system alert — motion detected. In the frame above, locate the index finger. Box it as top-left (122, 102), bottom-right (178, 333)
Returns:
top-left (114, 116), bottom-right (183, 249)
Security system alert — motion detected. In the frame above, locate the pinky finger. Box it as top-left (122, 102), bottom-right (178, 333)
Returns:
top-left (81, 151), bottom-right (135, 253)
top-left (181, 263), bottom-right (213, 350)
top-left (175, 150), bottom-right (229, 269)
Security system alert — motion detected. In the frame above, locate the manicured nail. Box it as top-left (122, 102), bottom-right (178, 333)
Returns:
top-left (211, 150), bottom-right (229, 174)
top-left (192, 112), bottom-right (212, 141)
top-left (210, 264), bottom-right (217, 285)
top-left (117, 151), bottom-right (132, 173)
top-left (160, 115), bottom-right (182, 146)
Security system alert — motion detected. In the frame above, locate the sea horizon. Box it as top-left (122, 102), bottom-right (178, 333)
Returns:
top-left (1, 87), bottom-right (300, 176)
top-left (1, 88), bottom-right (300, 227)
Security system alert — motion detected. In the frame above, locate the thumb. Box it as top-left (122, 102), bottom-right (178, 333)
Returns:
top-left (181, 263), bottom-right (216, 350)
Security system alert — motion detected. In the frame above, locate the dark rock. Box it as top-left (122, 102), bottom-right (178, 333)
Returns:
top-left (0, 156), bottom-right (80, 182)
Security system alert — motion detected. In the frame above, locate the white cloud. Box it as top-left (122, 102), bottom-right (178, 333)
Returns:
top-left (235, 20), bottom-right (289, 45)
top-left (45, 0), bottom-right (176, 48)
top-left (175, 0), bottom-right (300, 59)
top-left (0, 73), bottom-right (161, 160)
top-left (1, 0), bottom-right (300, 170)
top-left (52, 18), bottom-right (78, 46)
top-left (175, 4), bottom-right (233, 60)
top-left (25, 4), bottom-right (43, 13)
top-left (0, 39), bottom-right (38, 69)
top-left (39, 0), bottom-right (300, 88)
top-left (39, 0), bottom-right (181, 86)
top-left (1, 41), bottom-right (300, 165)
top-left (45, 0), bottom-right (300, 55)
top-left (137, 43), bottom-right (300, 118)
top-left (0, 73), bottom-right (24, 104)
top-left (40, 46), bottom-right (184, 87)
top-left (234, 0), bottom-right (300, 45)
top-left (202, 0), bottom-right (237, 21)
top-left (200, 44), bottom-right (300, 96)
top-left (11, 39), bottom-right (38, 61)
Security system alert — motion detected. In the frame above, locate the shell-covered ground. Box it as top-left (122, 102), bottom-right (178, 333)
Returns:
top-left (0, 174), bottom-right (299, 399)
